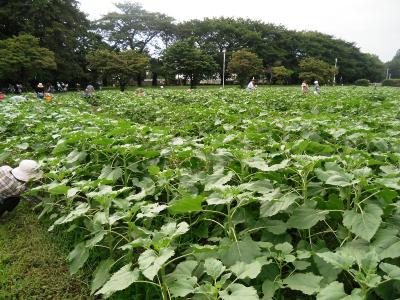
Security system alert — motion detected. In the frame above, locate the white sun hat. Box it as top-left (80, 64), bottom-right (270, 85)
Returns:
top-left (11, 160), bottom-right (43, 182)
top-left (314, 80), bottom-right (319, 84)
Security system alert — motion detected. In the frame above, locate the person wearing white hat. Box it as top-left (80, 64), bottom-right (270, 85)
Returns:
top-left (313, 80), bottom-right (321, 95)
top-left (36, 83), bottom-right (45, 99)
top-left (0, 160), bottom-right (42, 217)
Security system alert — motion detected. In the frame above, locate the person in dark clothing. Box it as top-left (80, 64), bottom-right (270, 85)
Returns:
top-left (36, 83), bottom-right (45, 99)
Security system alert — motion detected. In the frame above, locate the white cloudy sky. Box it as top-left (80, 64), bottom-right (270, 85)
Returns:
top-left (78, 0), bottom-right (399, 62)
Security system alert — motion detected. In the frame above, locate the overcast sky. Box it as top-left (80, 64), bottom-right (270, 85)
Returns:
top-left (78, 0), bottom-right (399, 62)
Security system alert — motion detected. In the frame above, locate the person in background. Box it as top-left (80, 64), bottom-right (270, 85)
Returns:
top-left (301, 81), bottom-right (309, 94)
top-left (246, 79), bottom-right (256, 91)
top-left (0, 160), bottom-right (42, 218)
top-left (82, 84), bottom-right (95, 98)
top-left (313, 80), bottom-right (321, 94)
top-left (36, 83), bottom-right (45, 99)
top-left (0, 92), bottom-right (5, 101)
top-left (15, 84), bottom-right (23, 94)
top-left (76, 83), bottom-right (81, 92)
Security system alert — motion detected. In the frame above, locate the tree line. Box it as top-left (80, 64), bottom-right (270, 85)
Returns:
top-left (0, 0), bottom-right (397, 90)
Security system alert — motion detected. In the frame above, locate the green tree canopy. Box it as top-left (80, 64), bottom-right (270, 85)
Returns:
top-left (0, 34), bottom-right (56, 84)
top-left (299, 57), bottom-right (334, 84)
top-left (0, 0), bottom-right (102, 83)
top-left (87, 50), bottom-right (149, 91)
top-left (387, 50), bottom-right (400, 79)
top-left (95, 2), bottom-right (175, 53)
top-left (272, 66), bottom-right (293, 84)
top-left (227, 50), bottom-right (263, 88)
top-left (162, 39), bottom-right (217, 88)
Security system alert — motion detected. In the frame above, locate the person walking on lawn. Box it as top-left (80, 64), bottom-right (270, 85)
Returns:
top-left (0, 160), bottom-right (42, 218)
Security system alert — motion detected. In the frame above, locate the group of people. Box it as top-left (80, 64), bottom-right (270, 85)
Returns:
top-left (246, 78), bottom-right (321, 95)
top-left (0, 160), bottom-right (42, 218)
top-left (301, 80), bottom-right (321, 95)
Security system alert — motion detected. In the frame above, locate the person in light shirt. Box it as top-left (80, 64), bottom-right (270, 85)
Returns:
top-left (0, 160), bottom-right (42, 218)
top-left (246, 79), bottom-right (256, 91)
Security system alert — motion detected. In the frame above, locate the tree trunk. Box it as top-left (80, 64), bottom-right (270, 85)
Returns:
top-left (137, 73), bottom-right (142, 86)
top-left (119, 80), bottom-right (126, 92)
top-left (152, 72), bottom-right (158, 86)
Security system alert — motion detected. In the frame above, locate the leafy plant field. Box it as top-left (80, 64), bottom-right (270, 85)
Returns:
top-left (1, 87), bottom-right (400, 299)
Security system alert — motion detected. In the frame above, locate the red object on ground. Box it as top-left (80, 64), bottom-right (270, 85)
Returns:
top-left (0, 94), bottom-right (5, 100)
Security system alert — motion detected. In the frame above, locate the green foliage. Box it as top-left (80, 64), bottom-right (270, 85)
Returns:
top-left (382, 79), bottom-right (400, 87)
top-left (271, 66), bottom-right (293, 84)
top-left (354, 79), bottom-right (370, 86)
top-left (0, 0), bottom-right (101, 82)
top-left (299, 57), bottom-right (334, 84)
top-left (162, 39), bottom-right (217, 88)
top-left (387, 49), bottom-right (400, 79)
top-left (95, 2), bottom-right (175, 53)
top-left (0, 34), bottom-right (56, 83)
top-left (87, 49), bottom-right (149, 91)
top-left (2, 87), bottom-right (400, 299)
top-left (227, 50), bottom-right (263, 88)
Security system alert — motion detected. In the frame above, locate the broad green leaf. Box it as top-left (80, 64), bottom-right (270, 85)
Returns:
top-left (317, 251), bottom-right (354, 269)
top-left (375, 178), bottom-right (400, 190)
top-left (380, 263), bottom-right (400, 280)
top-left (48, 181), bottom-right (69, 195)
top-left (219, 283), bottom-right (259, 300)
top-left (168, 195), bottom-right (204, 214)
top-left (204, 258), bottom-right (226, 279)
top-left (275, 242), bottom-right (293, 254)
top-left (99, 166), bottom-right (122, 181)
top-left (379, 241), bottom-right (400, 259)
top-left (204, 170), bottom-right (234, 191)
top-left (67, 242), bottom-right (90, 275)
top-left (230, 261), bottom-right (262, 279)
top-left (287, 207), bottom-right (328, 229)
top-left (66, 150), bottom-right (87, 164)
top-left (66, 187), bottom-right (80, 198)
top-left (262, 219), bottom-right (287, 235)
top-left (54, 203), bottom-right (90, 225)
top-left (167, 276), bottom-right (198, 298)
top-left (244, 156), bottom-right (289, 172)
top-left (165, 261), bottom-right (198, 298)
top-left (136, 203), bottom-right (168, 219)
top-left (95, 264), bottom-right (139, 297)
top-left (240, 179), bottom-right (274, 194)
top-left (262, 279), bottom-right (279, 299)
top-left (326, 174), bottom-right (353, 187)
top-left (260, 193), bottom-right (299, 217)
top-left (86, 231), bottom-right (106, 248)
top-left (91, 259), bottom-right (114, 295)
top-left (316, 281), bottom-right (347, 300)
top-left (138, 248), bottom-right (175, 280)
top-left (343, 203), bottom-right (383, 241)
top-left (220, 238), bottom-right (261, 266)
top-left (283, 272), bottom-right (323, 295)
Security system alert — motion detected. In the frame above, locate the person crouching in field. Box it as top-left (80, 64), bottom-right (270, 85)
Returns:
top-left (301, 81), bottom-right (309, 94)
top-left (0, 160), bottom-right (42, 218)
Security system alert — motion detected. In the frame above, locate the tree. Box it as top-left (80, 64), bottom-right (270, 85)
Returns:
top-left (299, 57), bottom-right (334, 84)
top-left (271, 66), bottom-right (293, 84)
top-left (0, 34), bottom-right (56, 85)
top-left (387, 50), bottom-right (400, 79)
top-left (95, 2), bottom-right (174, 53)
top-left (0, 0), bottom-right (102, 83)
top-left (87, 50), bottom-right (149, 91)
top-left (227, 50), bottom-right (263, 88)
top-left (162, 39), bottom-right (217, 88)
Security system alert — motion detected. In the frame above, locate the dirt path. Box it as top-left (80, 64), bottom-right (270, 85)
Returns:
top-left (0, 201), bottom-right (89, 299)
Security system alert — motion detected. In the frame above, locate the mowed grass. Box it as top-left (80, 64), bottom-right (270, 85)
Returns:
top-left (0, 201), bottom-right (89, 299)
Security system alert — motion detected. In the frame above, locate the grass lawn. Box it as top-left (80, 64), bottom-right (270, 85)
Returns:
top-left (0, 201), bottom-right (89, 299)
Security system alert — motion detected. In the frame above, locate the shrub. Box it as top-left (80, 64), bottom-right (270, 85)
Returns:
top-left (382, 79), bottom-right (400, 87)
top-left (354, 79), bottom-right (370, 86)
